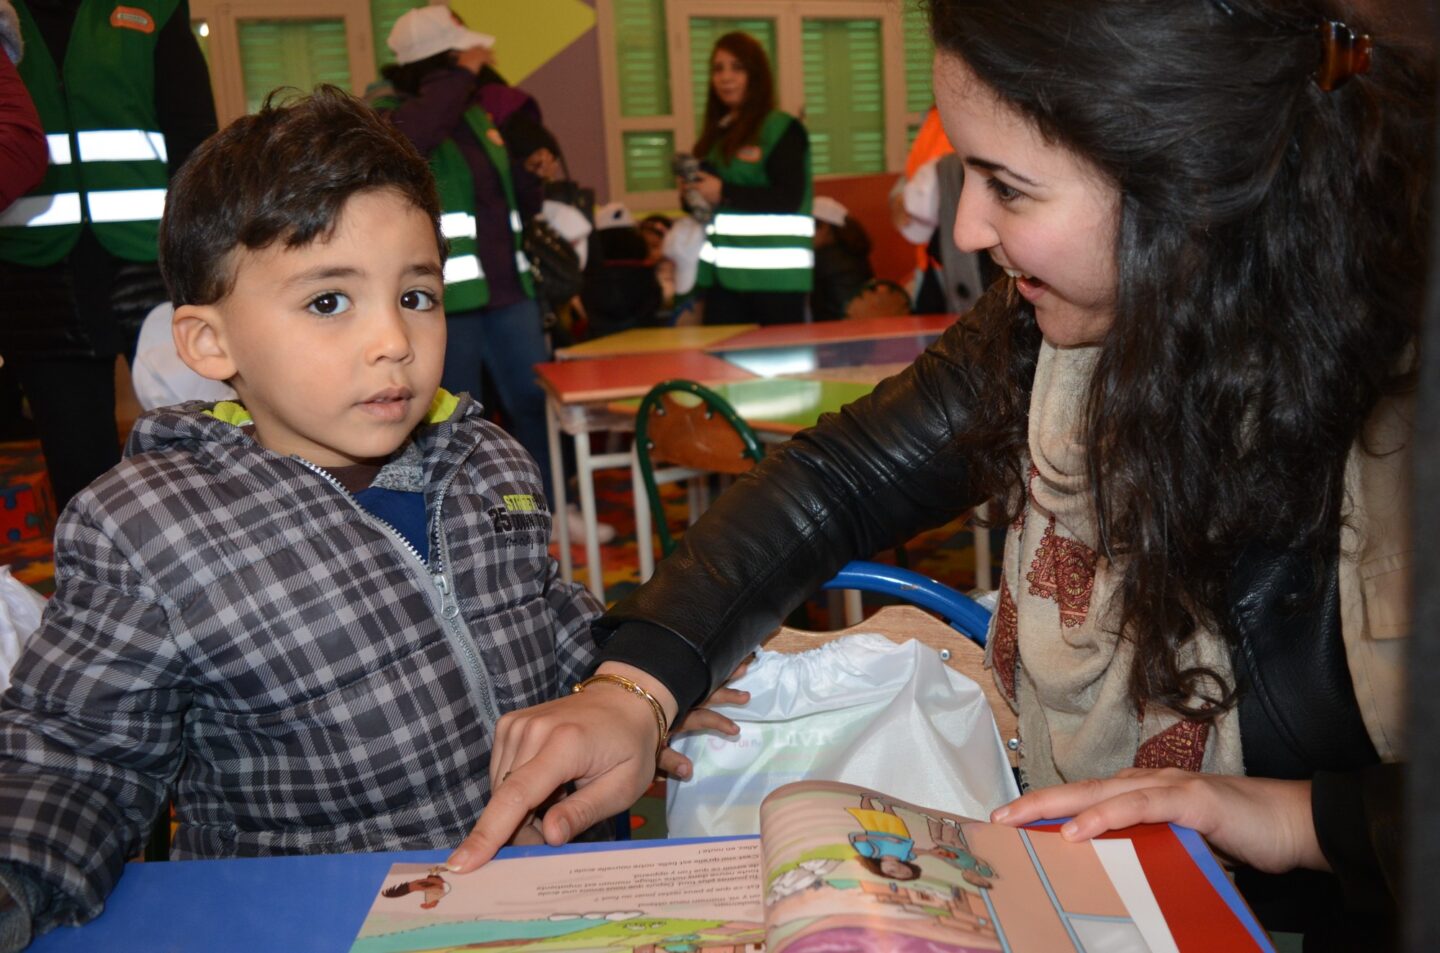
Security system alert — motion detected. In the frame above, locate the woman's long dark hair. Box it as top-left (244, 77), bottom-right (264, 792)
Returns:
top-left (693, 32), bottom-right (777, 161)
top-left (933, 0), bottom-right (1433, 716)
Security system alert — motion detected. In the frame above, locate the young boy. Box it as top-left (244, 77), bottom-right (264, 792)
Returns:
top-left (0, 87), bottom-right (603, 947)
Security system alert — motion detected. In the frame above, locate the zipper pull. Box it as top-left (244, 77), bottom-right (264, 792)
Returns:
top-left (434, 573), bottom-right (449, 596)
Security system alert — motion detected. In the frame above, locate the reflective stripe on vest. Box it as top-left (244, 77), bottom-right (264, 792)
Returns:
top-left (86, 188), bottom-right (165, 223)
top-left (698, 244), bottom-right (815, 271)
top-left (515, 249), bottom-right (531, 274)
top-left (46, 134), bottom-right (71, 165)
top-left (444, 255), bottom-right (484, 285)
top-left (708, 212), bottom-right (815, 239)
top-left (441, 212), bottom-right (477, 240)
top-left (76, 129), bottom-right (167, 163)
top-left (0, 193), bottom-right (82, 228)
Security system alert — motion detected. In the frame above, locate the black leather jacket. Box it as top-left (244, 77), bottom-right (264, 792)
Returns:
top-left (593, 318), bottom-right (1400, 916)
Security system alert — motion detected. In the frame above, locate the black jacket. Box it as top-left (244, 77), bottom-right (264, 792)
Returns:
top-left (593, 318), bottom-right (1400, 921)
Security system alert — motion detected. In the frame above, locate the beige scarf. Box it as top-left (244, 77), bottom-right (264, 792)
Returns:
top-left (986, 342), bottom-right (1413, 787)
top-left (987, 341), bottom-right (1244, 788)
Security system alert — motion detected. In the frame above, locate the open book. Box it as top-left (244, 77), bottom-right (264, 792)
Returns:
top-left (349, 779), bottom-right (1269, 953)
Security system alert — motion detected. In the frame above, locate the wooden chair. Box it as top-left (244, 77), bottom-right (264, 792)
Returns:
top-left (763, 604), bottom-right (1018, 768)
top-left (633, 379), bottom-right (765, 558)
top-left (843, 279), bottom-right (913, 320)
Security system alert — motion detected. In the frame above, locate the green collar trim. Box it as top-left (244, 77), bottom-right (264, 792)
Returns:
top-left (205, 401), bottom-right (252, 426)
top-left (427, 389), bottom-right (459, 423)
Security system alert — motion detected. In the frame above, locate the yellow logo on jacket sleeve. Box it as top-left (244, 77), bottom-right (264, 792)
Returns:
top-left (502, 494), bottom-right (537, 513)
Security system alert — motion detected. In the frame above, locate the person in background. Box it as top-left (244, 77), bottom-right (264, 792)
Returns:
top-left (809, 195), bottom-right (874, 322)
top-left (689, 31), bottom-right (813, 327)
top-left (581, 202), bottom-right (662, 342)
top-left (0, 0), bottom-right (45, 211)
top-left (454, 2), bottom-right (1428, 948)
top-left (0, 0), bottom-right (216, 510)
top-left (371, 6), bottom-right (556, 508)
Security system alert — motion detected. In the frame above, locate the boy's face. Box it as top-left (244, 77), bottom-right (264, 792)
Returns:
top-left (200, 189), bottom-right (446, 468)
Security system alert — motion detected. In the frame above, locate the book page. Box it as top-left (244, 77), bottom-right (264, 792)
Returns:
top-left (759, 780), bottom-right (1173, 953)
top-left (350, 839), bottom-right (765, 953)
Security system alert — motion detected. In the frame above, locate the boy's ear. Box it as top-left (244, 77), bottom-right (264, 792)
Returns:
top-left (172, 304), bottom-right (238, 383)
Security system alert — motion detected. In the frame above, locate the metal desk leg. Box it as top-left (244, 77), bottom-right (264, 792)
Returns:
top-left (546, 396), bottom-right (572, 583)
top-left (573, 429), bottom-right (605, 600)
top-left (633, 451), bottom-right (655, 582)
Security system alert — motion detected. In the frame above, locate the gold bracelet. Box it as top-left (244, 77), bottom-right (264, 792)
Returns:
top-left (572, 673), bottom-right (670, 764)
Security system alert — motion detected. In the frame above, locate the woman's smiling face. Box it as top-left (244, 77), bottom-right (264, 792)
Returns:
top-left (934, 52), bottom-right (1121, 348)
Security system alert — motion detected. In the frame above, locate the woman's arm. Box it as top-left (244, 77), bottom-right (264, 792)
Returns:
top-left (0, 50), bottom-right (46, 210)
top-left (449, 318), bottom-right (996, 869)
top-left (385, 68), bottom-right (478, 156)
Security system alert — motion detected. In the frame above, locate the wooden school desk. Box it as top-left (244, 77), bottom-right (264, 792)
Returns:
top-left (534, 350), bottom-right (757, 601)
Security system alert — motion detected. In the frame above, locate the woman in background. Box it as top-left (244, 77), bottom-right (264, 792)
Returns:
top-left (688, 32), bottom-right (812, 326)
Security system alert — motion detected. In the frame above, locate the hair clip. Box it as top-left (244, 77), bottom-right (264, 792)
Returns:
top-left (1314, 19), bottom-right (1372, 91)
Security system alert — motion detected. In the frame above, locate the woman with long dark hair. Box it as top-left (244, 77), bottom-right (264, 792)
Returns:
top-left (687, 31), bottom-right (813, 326)
top-left (463, 0), bottom-right (1430, 941)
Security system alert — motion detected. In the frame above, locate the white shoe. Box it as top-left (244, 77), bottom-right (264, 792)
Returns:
top-left (553, 503), bottom-right (617, 544)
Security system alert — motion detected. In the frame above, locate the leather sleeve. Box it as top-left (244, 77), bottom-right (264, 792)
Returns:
top-left (1312, 763), bottom-right (1403, 913)
top-left (1231, 543), bottom-right (1379, 778)
top-left (593, 319), bottom-right (993, 712)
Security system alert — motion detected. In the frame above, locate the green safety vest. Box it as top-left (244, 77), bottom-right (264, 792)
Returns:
top-left (0, 0), bottom-right (178, 266)
top-left (697, 111), bottom-right (814, 294)
top-left (372, 94), bottom-right (534, 313)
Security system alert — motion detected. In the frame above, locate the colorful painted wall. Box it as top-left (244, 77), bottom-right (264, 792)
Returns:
top-left (451, 0), bottom-right (611, 202)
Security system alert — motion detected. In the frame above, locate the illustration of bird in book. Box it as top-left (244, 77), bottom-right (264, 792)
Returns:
top-left (379, 865), bottom-right (452, 910)
top-left (847, 794), bottom-right (997, 888)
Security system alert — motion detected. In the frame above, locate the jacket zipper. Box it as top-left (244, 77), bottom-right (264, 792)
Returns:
top-left (294, 458), bottom-right (500, 728)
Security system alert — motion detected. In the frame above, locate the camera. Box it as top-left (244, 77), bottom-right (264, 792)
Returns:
top-left (673, 152), bottom-right (714, 224)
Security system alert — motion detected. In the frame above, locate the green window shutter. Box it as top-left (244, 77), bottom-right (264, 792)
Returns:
top-left (622, 130), bottom-right (677, 193)
top-left (688, 18), bottom-right (776, 138)
top-left (615, 0), bottom-right (670, 118)
top-left (370, 0), bottom-right (424, 73)
top-left (902, 0), bottom-right (934, 115)
top-left (239, 19), bottom-right (351, 115)
top-left (802, 18), bottom-right (884, 176)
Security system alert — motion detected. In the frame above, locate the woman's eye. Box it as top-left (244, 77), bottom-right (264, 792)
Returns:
top-left (985, 177), bottom-right (1023, 204)
top-left (401, 289), bottom-right (439, 311)
top-left (306, 292), bottom-right (351, 316)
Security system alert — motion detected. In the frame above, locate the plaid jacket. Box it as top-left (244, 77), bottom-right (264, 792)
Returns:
top-left (0, 394), bottom-right (600, 930)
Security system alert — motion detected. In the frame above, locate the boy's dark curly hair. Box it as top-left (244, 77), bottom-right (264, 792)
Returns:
top-left (159, 85), bottom-right (444, 306)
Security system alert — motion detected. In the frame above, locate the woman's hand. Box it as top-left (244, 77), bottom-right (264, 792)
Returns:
top-left (455, 44), bottom-right (494, 75)
top-left (990, 767), bottom-right (1328, 875)
top-left (658, 659), bottom-right (752, 780)
top-left (692, 171), bottom-right (723, 207)
top-left (446, 663), bottom-right (677, 872)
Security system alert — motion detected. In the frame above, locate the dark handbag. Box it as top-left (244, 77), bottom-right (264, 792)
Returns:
top-left (522, 215), bottom-right (584, 309)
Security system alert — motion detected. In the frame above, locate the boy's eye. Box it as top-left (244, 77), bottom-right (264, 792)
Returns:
top-left (306, 292), bottom-right (352, 316)
top-left (401, 289), bottom-right (439, 311)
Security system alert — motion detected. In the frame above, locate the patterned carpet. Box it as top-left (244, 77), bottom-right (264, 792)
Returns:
top-left (0, 438), bottom-right (994, 840)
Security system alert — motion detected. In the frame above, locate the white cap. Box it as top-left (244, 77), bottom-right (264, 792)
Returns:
top-left (594, 201), bottom-right (636, 230)
top-left (387, 6), bottom-right (494, 66)
top-left (812, 195), bottom-right (849, 228)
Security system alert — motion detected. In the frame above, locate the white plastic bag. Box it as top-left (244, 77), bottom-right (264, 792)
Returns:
top-left (665, 633), bottom-right (1020, 837)
top-left (0, 566), bottom-right (45, 694)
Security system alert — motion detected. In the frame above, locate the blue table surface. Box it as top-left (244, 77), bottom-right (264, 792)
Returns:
top-left (28, 828), bottom-right (1269, 953)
